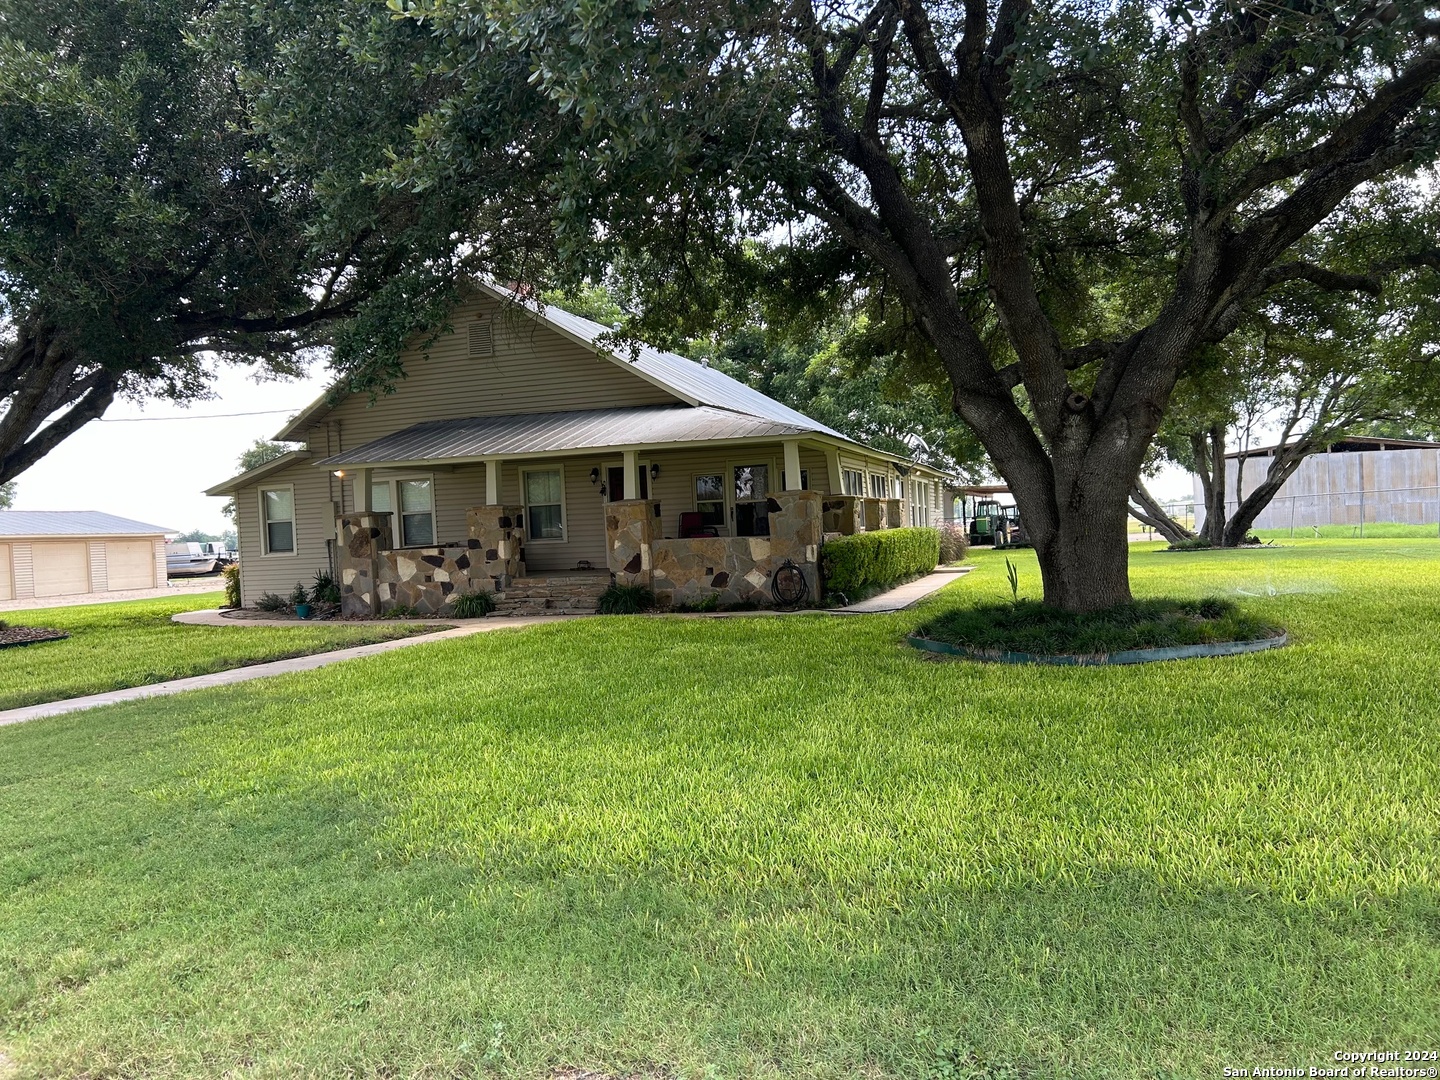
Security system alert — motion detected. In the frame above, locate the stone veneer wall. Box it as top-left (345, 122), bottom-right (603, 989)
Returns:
top-left (822, 496), bottom-right (865, 536)
top-left (641, 491), bottom-right (822, 608)
top-left (338, 504), bottom-right (526, 616)
top-left (605, 499), bottom-right (656, 586)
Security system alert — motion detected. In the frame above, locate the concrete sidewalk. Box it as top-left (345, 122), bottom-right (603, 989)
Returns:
top-left (0, 616), bottom-right (576, 728)
top-left (831, 566), bottom-right (971, 614)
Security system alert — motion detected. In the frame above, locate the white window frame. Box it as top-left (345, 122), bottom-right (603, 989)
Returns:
top-left (840, 465), bottom-right (866, 496)
top-left (869, 471), bottom-right (892, 500)
top-left (370, 474), bottom-right (437, 548)
top-left (259, 484), bottom-right (297, 557)
top-left (522, 464), bottom-right (568, 544)
top-left (692, 471), bottom-right (728, 534)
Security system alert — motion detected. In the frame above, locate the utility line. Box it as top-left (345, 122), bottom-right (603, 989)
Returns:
top-left (96, 408), bottom-right (299, 423)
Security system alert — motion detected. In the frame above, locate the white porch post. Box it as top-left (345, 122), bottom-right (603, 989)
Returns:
top-left (783, 440), bottom-right (803, 491)
top-left (354, 467), bottom-right (372, 513)
top-left (623, 449), bottom-right (639, 499)
top-left (484, 458), bottom-right (501, 505)
top-left (825, 447), bottom-right (844, 493)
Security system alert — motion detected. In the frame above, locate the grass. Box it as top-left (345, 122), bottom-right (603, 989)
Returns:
top-left (1253, 521), bottom-right (1440, 540)
top-left (916, 595), bottom-right (1280, 655)
top-left (1, 541), bottom-right (1438, 1078)
top-left (0, 593), bottom-right (434, 710)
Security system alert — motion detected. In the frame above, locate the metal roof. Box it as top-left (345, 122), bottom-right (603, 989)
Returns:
top-left (275, 282), bottom-right (851, 444)
top-left (317, 406), bottom-right (810, 467)
top-left (523, 294), bottom-right (851, 441)
top-left (1227, 436), bottom-right (1440, 460)
top-left (0, 510), bottom-right (175, 538)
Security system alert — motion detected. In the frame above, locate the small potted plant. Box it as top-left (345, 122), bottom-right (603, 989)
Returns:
top-left (291, 581), bottom-right (312, 619)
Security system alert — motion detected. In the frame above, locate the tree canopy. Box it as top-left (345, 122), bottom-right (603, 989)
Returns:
top-left (335, 0), bottom-right (1440, 609)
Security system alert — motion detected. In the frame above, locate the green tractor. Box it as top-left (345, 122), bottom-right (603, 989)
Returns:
top-left (967, 498), bottom-right (1029, 549)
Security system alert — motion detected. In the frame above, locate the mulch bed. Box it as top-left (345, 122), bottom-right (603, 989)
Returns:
top-left (0, 626), bottom-right (69, 649)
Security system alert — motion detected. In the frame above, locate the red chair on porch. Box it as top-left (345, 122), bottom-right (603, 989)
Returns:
top-left (679, 512), bottom-right (719, 539)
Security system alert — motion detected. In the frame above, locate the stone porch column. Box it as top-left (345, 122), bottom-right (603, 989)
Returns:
top-left (466, 505), bottom-right (526, 588)
top-left (338, 511), bottom-right (393, 616)
top-left (606, 499), bottom-right (658, 585)
top-left (822, 495), bottom-right (864, 535)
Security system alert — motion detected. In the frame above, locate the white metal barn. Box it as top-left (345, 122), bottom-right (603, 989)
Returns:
top-left (1193, 437), bottom-right (1440, 532)
top-left (0, 511), bottom-right (174, 602)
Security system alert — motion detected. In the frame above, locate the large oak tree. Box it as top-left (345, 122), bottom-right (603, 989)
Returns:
top-left (358, 0), bottom-right (1440, 610)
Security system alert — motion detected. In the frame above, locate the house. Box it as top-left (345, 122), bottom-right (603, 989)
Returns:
top-left (1193, 436), bottom-right (1440, 533)
top-left (207, 285), bottom-right (954, 614)
top-left (0, 511), bottom-right (173, 602)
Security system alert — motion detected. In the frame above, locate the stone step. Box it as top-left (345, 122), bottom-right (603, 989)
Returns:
top-left (491, 595), bottom-right (600, 616)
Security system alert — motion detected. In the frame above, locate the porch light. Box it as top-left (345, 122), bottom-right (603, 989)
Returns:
top-left (590, 466), bottom-right (600, 484)
top-left (333, 470), bottom-right (345, 478)
top-left (650, 462), bottom-right (660, 480)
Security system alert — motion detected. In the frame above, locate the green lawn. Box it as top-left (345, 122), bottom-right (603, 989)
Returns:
top-left (1253, 521), bottom-right (1440, 540)
top-left (0, 593), bottom-right (432, 710)
top-left (1, 542), bottom-right (1437, 1078)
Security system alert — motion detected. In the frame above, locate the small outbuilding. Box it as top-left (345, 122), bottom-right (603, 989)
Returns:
top-left (0, 511), bottom-right (174, 602)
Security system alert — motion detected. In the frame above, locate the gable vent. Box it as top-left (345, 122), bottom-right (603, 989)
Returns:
top-left (468, 319), bottom-right (494, 357)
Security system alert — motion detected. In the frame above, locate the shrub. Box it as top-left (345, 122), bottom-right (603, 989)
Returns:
top-left (255, 592), bottom-right (288, 612)
top-left (820, 527), bottom-right (941, 599)
top-left (597, 584), bottom-right (656, 614)
top-left (222, 563), bottom-right (241, 609)
top-left (289, 581), bottom-right (310, 607)
top-left (937, 521), bottom-right (969, 564)
top-left (383, 604), bottom-right (422, 619)
top-left (1168, 536), bottom-right (1213, 550)
top-left (311, 570), bottom-right (341, 605)
top-left (451, 591), bottom-right (497, 618)
top-left (672, 592), bottom-right (720, 613)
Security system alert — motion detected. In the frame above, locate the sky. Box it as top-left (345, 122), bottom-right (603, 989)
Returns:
top-left (9, 364), bottom-right (330, 537)
top-left (9, 361), bottom-right (1199, 535)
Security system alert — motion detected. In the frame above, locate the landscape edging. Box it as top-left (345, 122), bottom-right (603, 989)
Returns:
top-left (906, 630), bottom-right (1288, 666)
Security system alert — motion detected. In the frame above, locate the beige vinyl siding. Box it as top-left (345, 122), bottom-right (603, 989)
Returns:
top-left (88, 542), bottom-right (109, 592)
top-left (309, 295), bottom-right (679, 451)
top-left (0, 543), bottom-right (10, 600)
top-left (235, 457), bottom-right (337, 606)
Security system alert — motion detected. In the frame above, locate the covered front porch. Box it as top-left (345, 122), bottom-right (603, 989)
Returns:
top-left (322, 406), bottom-right (934, 615)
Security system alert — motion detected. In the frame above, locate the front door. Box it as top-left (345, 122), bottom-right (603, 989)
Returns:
top-left (732, 463), bottom-right (771, 536)
top-left (605, 463), bottom-right (649, 501)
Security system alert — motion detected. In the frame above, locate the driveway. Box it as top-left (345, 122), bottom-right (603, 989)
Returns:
top-left (0, 576), bottom-right (223, 613)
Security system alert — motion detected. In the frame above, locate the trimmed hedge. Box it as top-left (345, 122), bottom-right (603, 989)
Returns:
top-left (820, 527), bottom-right (941, 599)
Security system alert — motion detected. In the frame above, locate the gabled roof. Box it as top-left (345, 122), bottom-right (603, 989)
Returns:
top-left (0, 510), bottom-right (175, 537)
top-left (1226, 436), bottom-right (1440, 460)
top-left (316, 406), bottom-right (809, 469)
top-left (273, 282), bottom-right (849, 444)
top-left (204, 450), bottom-right (311, 496)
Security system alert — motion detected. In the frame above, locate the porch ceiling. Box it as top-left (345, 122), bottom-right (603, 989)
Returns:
top-left (314, 405), bottom-right (812, 468)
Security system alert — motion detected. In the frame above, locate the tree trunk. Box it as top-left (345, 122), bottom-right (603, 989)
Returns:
top-left (1219, 447), bottom-right (1309, 545)
top-left (1190, 425), bottom-right (1229, 544)
top-left (1129, 480), bottom-right (1195, 544)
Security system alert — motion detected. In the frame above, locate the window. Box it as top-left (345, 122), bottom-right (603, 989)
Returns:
top-left (370, 477), bottom-right (435, 547)
top-left (733, 463), bottom-right (770, 537)
top-left (842, 468), bottom-right (865, 496)
top-left (870, 473), bottom-right (891, 499)
top-left (261, 487), bottom-right (295, 555)
top-left (524, 468), bottom-right (565, 541)
top-left (398, 479), bottom-right (435, 546)
top-left (780, 469), bottom-right (808, 491)
top-left (694, 473), bottom-right (726, 528)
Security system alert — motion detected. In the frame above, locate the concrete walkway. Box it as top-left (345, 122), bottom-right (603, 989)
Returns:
top-left (0, 616), bottom-right (577, 728)
top-left (831, 566), bottom-right (972, 614)
top-left (1, 567), bottom-right (976, 728)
